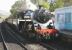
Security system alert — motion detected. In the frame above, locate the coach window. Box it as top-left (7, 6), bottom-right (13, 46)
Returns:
top-left (65, 13), bottom-right (71, 23)
top-left (57, 13), bottom-right (64, 23)
top-left (57, 14), bottom-right (60, 22)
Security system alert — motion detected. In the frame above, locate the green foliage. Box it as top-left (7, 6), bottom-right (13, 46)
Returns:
top-left (49, 3), bottom-right (55, 12)
top-left (42, 1), bottom-right (49, 9)
top-left (10, 0), bottom-right (50, 17)
top-left (49, 0), bottom-right (64, 12)
top-left (10, 0), bottom-right (23, 17)
top-left (38, 0), bottom-right (49, 9)
top-left (54, 0), bottom-right (64, 8)
top-left (10, 8), bottom-right (17, 17)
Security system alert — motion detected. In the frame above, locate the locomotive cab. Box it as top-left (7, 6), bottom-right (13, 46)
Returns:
top-left (18, 10), bottom-right (34, 32)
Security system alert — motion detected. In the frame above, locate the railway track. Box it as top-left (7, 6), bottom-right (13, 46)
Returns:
top-left (40, 39), bottom-right (72, 50)
top-left (39, 42), bottom-right (57, 50)
top-left (5, 21), bottom-right (58, 50)
top-left (4, 21), bottom-right (72, 50)
top-left (0, 22), bottom-right (27, 50)
top-left (4, 22), bottom-right (29, 43)
top-left (0, 24), bottom-right (9, 50)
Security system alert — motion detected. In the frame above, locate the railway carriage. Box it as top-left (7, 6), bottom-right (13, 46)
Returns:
top-left (55, 6), bottom-right (72, 42)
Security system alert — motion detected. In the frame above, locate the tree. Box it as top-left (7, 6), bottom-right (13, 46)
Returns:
top-left (49, 0), bottom-right (64, 12)
top-left (38, 0), bottom-right (49, 9)
top-left (63, 0), bottom-right (72, 6)
top-left (54, 0), bottom-right (64, 8)
top-left (42, 1), bottom-right (50, 9)
top-left (10, 0), bottom-right (24, 17)
top-left (49, 3), bottom-right (55, 12)
top-left (31, 0), bottom-right (49, 9)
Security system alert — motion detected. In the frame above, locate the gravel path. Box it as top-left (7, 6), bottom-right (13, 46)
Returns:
top-left (25, 44), bottom-right (48, 50)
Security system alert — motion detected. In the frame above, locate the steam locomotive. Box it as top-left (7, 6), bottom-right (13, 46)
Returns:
top-left (18, 8), bottom-right (59, 41)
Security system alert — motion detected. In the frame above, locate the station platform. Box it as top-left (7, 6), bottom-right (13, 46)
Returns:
top-left (59, 30), bottom-right (72, 39)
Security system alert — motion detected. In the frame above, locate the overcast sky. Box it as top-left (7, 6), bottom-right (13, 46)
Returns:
top-left (0, 0), bottom-right (55, 15)
top-left (0, 0), bottom-right (18, 14)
